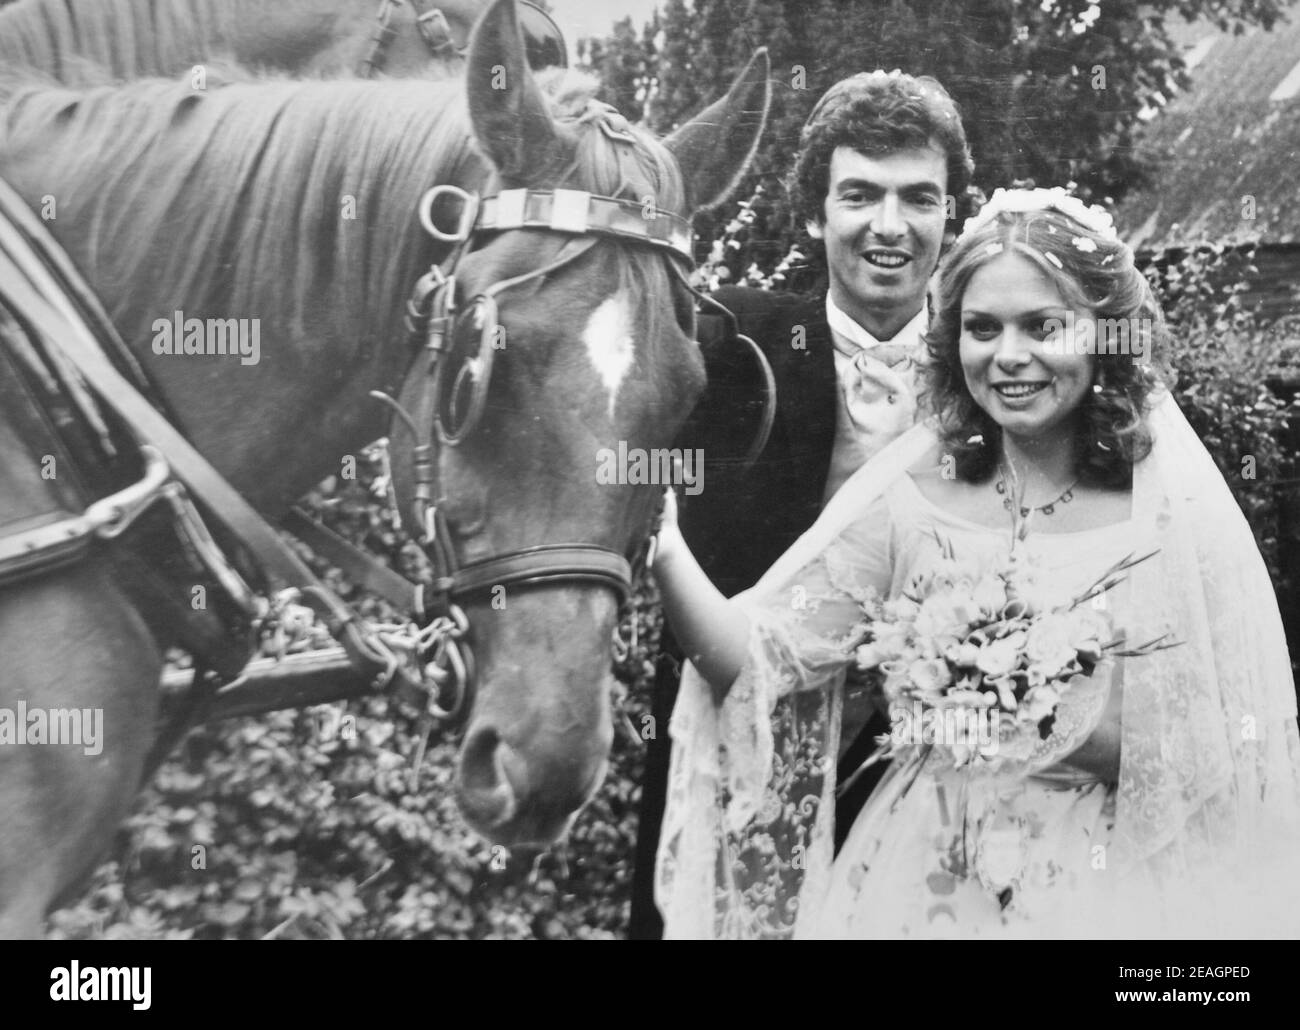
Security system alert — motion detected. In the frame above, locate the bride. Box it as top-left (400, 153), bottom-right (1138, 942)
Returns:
top-left (651, 188), bottom-right (1300, 939)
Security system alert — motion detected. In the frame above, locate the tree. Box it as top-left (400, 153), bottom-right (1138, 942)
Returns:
top-left (577, 15), bottom-right (656, 121)
top-left (609, 0), bottom-right (1288, 283)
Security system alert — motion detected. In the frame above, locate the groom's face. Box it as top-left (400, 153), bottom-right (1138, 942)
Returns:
top-left (808, 143), bottom-right (949, 340)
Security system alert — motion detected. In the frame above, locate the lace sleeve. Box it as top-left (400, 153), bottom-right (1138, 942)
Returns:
top-left (654, 496), bottom-right (894, 939)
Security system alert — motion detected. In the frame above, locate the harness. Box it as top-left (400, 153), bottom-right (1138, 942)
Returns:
top-left (359, 0), bottom-right (568, 78)
top-left (0, 178), bottom-right (424, 705)
top-left (0, 163), bottom-right (774, 741)
top-left (310, 184), bottom-right (698, 724)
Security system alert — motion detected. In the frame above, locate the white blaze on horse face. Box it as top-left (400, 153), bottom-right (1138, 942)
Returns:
top-left (582, 293), bottom-right (636, 418)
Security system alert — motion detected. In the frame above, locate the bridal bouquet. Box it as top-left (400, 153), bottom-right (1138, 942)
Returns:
top-left (849, 535), bottom-right (1170, 769)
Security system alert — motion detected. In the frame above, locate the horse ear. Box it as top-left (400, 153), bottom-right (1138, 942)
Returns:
top-left (464, 0), bottom-right (568, 182)
top-left (665, 49), bottom-right (771, 214)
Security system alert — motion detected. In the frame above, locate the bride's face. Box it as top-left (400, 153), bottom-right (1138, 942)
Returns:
top-left (959, 251), bottom-right (1095, 446)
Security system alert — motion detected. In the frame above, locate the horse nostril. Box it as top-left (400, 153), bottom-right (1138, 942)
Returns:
top-left (458, 726), bottom-right (519, 828)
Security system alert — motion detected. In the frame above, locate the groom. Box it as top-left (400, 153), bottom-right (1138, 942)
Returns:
top-left (628, 70), bottom-right (975, 938)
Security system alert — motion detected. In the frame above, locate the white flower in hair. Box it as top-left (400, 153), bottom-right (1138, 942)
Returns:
top-left (961, 187), bottom-right (1118, 242)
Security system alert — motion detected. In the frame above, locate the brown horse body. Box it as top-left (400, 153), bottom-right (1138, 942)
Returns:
top-left (0, 0), bottom-right (768, 936)
top-left (0, 0), bottom-right (490, 81)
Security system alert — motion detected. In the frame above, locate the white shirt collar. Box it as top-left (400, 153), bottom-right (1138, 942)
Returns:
top-left (825, 294), bottom-right (927, 351)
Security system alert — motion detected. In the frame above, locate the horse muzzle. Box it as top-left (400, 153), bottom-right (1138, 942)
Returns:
top-left (456, 720), bottom-right (609, 846)
top-left (451, 586), bottom-right (619, 846)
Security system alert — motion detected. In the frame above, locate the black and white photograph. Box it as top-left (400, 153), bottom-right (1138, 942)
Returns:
top-left (0, 0), bottom-right (1298, 970)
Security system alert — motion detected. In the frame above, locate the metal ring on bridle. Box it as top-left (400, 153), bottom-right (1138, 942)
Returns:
top-left (426, 638), bottom-right (469, 721)
top-left (418, 184), bottom-right (479, 244)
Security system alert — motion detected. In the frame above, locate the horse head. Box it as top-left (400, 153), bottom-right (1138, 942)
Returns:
top-left (388, 0), bottom-right (770, 845)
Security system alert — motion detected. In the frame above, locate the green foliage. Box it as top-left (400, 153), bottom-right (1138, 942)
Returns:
top-left (578, 14), bottom-right (661, 122)
top-left (1142, 239), bottom-right (1300, 603)
top-left (579, 0), bottom-right (1287, 283)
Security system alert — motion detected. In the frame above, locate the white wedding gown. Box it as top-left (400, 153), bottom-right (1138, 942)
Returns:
top-left (657, 400), bottom-right (1300, 939)
top-left (804, 475), bottom-right (1137, 938)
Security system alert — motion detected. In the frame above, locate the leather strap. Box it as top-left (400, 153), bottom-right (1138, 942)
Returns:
top-left (476, 190), bottom-right (695, 262)
top-left (0, 180), bottom-right (410, 690)
top-left (449, 545), bottom-right (633, 602)
top-left (358, 0), bottom-right (403, 77)
top-left (283, 506), bottom-right (424, 616)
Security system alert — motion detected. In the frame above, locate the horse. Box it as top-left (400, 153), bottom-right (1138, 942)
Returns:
top-left (0, 0), bottom-right (768, 936)
top-left (0, 0), bottom-right (565, 83)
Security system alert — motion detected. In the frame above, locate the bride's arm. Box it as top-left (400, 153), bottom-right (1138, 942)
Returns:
top-left (652, 489), bottom-right (751, 700)
top-left (1063, 668), bottom-right (1123, 783)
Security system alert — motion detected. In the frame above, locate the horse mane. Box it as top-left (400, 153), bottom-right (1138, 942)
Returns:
top-left (2, 0), bottom-right (241, 81)
top-left (0, 62), bottom-right (688, 371)
top-left (0, 70), bottom-right (483, 368)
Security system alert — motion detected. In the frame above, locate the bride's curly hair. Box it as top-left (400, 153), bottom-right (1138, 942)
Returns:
top-left (921, 207), bottom-right (1167, 487)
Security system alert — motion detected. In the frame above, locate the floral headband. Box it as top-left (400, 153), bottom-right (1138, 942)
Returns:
top-left (960, 187), bottom-right (1119, 245)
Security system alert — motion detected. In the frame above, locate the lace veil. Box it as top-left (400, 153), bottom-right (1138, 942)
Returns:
top-left (654, 389), bottom-right (1300, 938)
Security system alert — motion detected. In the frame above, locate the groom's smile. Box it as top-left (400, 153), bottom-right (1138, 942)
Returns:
top-left (809, 144), bottom-right (948, 341)
top-left (861, 247), bottom-right (913, 270)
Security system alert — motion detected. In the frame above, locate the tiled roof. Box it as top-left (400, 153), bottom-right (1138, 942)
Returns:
top-left (1117, 6), bottom-right (1300, 250)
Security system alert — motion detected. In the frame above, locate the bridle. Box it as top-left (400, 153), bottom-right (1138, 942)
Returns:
top-left (376, 182), bottom-right (701, 725)
top-left (351, 3), bottom-right (773, 732)
top-left (0, 145), bottom-right (771, 746)
top-left (359, 0), bottom-right (568, 78)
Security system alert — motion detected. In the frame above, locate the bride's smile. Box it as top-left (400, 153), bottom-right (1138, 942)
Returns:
top-left (959, 252), bottom-right (1095, 444)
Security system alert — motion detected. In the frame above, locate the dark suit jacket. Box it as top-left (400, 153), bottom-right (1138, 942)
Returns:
top-left (679, 285), bottom-right (838, 597)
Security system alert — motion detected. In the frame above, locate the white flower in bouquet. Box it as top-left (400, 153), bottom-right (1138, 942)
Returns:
top-left (882, 596), bottom-right (920, 622)
top-left (914, 593), bottom-right (965, 639)
top-left (944, 640), bottom-right (981, 667)
top-left (1068, 608), bottom-right (1111, 663)
top-left (972, 574), bottom-right (1008, 616)
top-left (907, 658), bottom-right (951, 692)
top-left (845, 537), bottom-right (1176, 779)
top-left (1022, 683), bottom-right (1062, 726)
top-left (1024, 612), bottom-right (1079, 680)
top-left (975, 633), bottom-right (1023, 680)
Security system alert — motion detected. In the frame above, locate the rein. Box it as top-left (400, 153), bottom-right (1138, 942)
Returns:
top-left (358, 185), bottom-right (698, 723)
top-left (0, 172), bottom-right (771, 742)
top-left (0, 177), bottom-right (424, 701)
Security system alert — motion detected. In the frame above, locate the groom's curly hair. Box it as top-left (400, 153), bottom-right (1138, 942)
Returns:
top-left (921, 208), bottom-right (1167, 487)
top-left (791, 71), bottom-right (975, 234)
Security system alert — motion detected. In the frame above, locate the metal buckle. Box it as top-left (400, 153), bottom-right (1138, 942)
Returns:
top-left (418, 185), bottom-right (479, 244)
top-left (83, 444), bottom-right (172, 539)
top-left (415, 8), bottom-right (460, 58)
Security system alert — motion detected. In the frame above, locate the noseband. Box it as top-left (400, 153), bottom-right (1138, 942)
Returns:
top-left (378, 184), bottom-right (696, 723)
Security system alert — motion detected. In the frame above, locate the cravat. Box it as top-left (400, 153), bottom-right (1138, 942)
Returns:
top-left (832, 337), bottom-right (915, 431)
